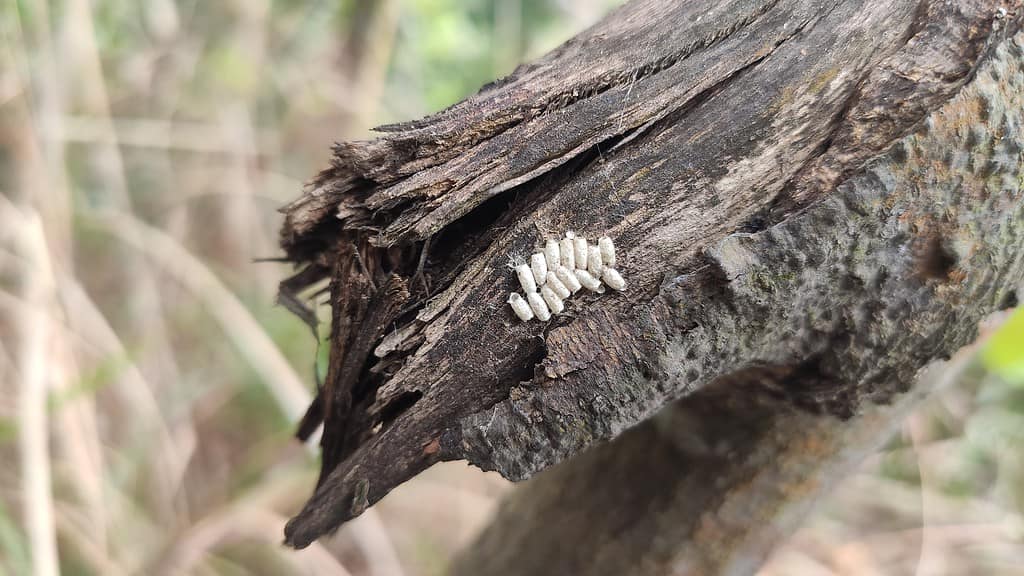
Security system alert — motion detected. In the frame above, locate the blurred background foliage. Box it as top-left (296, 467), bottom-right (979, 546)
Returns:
top-left (0, 1), bottom-right (1021, 575)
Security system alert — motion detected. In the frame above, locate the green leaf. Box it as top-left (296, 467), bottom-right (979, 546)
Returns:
top-left (982, 307), bottom-right (1024, 385)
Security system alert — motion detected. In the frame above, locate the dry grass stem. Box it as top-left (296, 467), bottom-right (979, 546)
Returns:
top-left (13, 210), bottom-right (60, 576)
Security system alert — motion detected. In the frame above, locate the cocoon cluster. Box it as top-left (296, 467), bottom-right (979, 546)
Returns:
top-left (507, 232), bottom-right (626, 322)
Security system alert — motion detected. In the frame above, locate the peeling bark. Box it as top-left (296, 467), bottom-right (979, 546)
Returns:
top-left (276, 0), bottom-right (1024, 558)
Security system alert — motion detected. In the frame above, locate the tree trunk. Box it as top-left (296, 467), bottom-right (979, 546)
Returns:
top-left (276, 0), bottom-right (1024, 569)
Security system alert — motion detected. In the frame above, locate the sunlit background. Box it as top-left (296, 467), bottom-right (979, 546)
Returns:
top-left (1, 1), bottom-right (1022, 574)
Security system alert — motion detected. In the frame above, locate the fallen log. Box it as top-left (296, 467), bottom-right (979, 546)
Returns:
top-left (276, 1), bottom-right (1024, 569)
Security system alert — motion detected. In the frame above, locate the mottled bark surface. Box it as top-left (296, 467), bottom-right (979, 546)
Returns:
top-left (276, 0), bottom-right (1024, 557)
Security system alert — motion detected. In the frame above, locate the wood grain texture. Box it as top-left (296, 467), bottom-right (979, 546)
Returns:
top-left (277, 0), bottom-right (1024, 550)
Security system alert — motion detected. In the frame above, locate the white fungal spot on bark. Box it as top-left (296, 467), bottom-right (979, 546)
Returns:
top-left (587, 245), bottom-right (603, 277)
top-left (530, 253), bottom-right (548, 286)
top-left (508, 293), bottom-right (534, 321)
top-left (515, 263), bottom-right (537, 294)
top-left (540, 285), bottom-right (564, 314)
top-left (602, 268), bottom-right (626, 291)
top-left (527, 292), bottom-right (551, 321)
top-left (556, 266), bottom-right (583, 293)
top-left (598, 236), bottom-right (616, 268)
top-left (544, 239), bottom-right (560, 270)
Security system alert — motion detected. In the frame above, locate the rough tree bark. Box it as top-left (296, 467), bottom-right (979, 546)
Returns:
top-left (276, 0), bottom-right (1024, 571)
